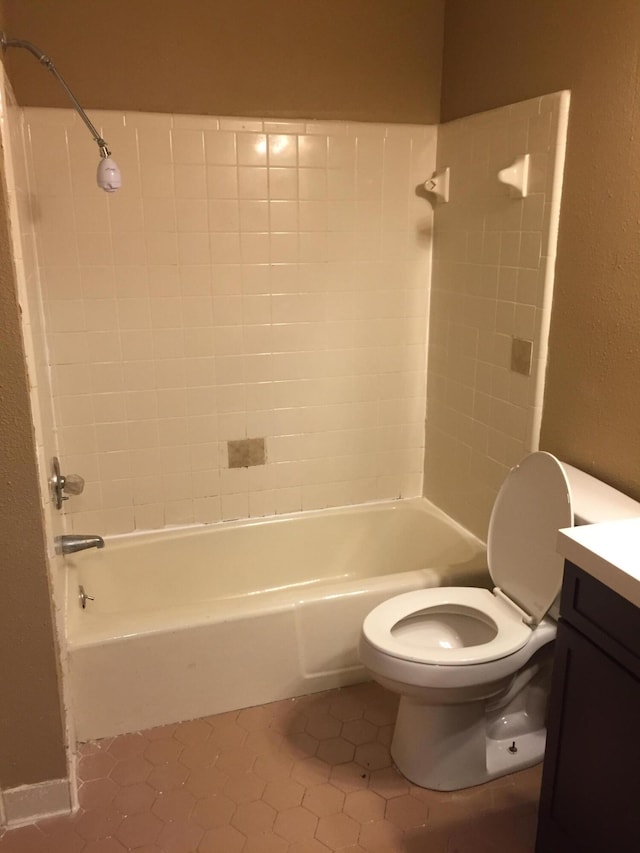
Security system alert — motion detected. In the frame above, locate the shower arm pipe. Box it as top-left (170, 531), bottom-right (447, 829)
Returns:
top-left (0, 33), bottom-right (111, 158)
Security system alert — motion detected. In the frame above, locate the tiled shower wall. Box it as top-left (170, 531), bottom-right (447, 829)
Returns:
top-left (24, 108), bottom-right (435, 534)
top-left (424, 92), bottom-right (569, 537)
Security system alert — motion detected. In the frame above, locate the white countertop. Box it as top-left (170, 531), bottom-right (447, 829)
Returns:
top-left (558, 517), bottom-right (640, 609)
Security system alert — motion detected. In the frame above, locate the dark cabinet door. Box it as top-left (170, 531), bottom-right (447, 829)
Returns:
top-left (536, 620), bottom-right (640, 853)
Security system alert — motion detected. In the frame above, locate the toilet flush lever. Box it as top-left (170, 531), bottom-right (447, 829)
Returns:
top-left (50, 456), bottom-right (85, 510)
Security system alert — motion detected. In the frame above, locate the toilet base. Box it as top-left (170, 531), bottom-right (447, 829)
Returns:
top-left (391, 695), bottom-right (546, 791)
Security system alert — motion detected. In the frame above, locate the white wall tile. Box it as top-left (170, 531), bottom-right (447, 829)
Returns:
top-left (424, 91), bottom-right (570, 539)
top-left (18, 107), bottom-right (434, 535)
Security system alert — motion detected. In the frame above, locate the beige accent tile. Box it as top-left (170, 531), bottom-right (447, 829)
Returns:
top-left (511, 337), bottom-right (533, 377)
top-left (228, 437), bottom-right (266, 469)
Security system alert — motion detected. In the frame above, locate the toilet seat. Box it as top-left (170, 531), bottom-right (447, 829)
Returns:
top-left (362, 453), bottom-right (573, 669)
top-left (362, 587), bottom-right (532, 666)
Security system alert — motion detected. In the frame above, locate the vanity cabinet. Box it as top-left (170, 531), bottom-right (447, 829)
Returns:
top-left (535, 562), bottom-right (640, 853)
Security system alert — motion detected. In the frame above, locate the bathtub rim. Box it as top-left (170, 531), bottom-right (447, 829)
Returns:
top-left (64, 496), bottom-right (488, 651)
top-left (90, 495), bottom-right (484, 550)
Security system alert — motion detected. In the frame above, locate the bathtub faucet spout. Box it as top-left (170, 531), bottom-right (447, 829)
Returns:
top-left (57, 534), bottom-right (105, 555)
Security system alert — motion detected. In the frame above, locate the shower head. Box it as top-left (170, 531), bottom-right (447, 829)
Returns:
top-left (0, 32), bottom-right (121, 193)
top-left (97, 157), bottom-right (122, 193)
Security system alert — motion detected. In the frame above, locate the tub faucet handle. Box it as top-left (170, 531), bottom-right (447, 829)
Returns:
top-left (50, 456), bottom-right (86, 509)
top-left (63, 473), bottom-right (85, 495)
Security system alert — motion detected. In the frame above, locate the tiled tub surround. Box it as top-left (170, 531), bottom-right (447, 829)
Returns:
top-left (23, 107), bottom-right (435, 536)
top-left (66, 498), bottom-right (486, 741)
top-left (425, 91), bottom-right (570, 537)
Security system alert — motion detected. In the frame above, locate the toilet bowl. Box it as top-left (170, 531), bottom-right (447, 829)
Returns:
top-left (359, 451), bottom-right (640, 791)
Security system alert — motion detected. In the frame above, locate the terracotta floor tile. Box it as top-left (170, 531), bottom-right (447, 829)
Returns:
top-left (238, 704), bottom-right (275, 731)
top-left (270, 708), bottom-right (307, 736)
top-left (179, 739), bottom-right (220, 770)
top-left (405, 823), bottom-right (449, 853)
top-left (77, 778), bottom-right (119, 811)
top-left (217, 744), bottom-right (260, 775)
top-left (143, 737), bottom-right (184, 766)
top-left (341, 719), bottom-right (378, 746)
top-left (263, 777), bottom-right (305, 811)
top-left (242, 832), bottom-right (288, 853)
top-left (82, 840), bottom-right (127, 853)
top-left (245, 727), bottom-right (285, 755)
top-left (292, 756), bottom-right (331, 787)
top-left (354, 742), bottom-right (392, 772)
top-left (232, 799), bottom-right (277, 836)
top-left (110, 756), bottom-right (154, 787)
top-left (273, 805), bottom-right (318, 842)
top-left (328, 693), bottom-right (365, 722)
top-left (114, 810), bottom-right (163, 848)
top-left (127, 846), bottom-right (162, 853)
top-left (184, 764), bottom-right (228, 798)
top-left (151, 787), bottom-right (196, 823)
top-left (302, 783), bottom-right (346, 818)
top-left (146, 760), bottom-right (190, 792)
top-left (285, 731), bottom-right (319, 759)
top-left (107, 732), bottom-right (148, 760)
top-left (329, 761), bottom-right (370, 793)
top-left (376, 725), bottom-right (393, 747)
top-left (145, 723), bottom-right (177, 741)
top-left (362, 693), bottom-right (398, 727)
top-left (357, 817), bottom-right (404, 851)
top-left (289, 839), bottom-right (335, 853)
top-left (37, 816), bottom-right (85, 852)
top-left (0, 683), bottom-right (542, 853)
top-left (207, 720), bottom-right (247, 751)
top-left (112, 781), bottom-right (156, 816)
top-left (254, 751), bottom-right (295, 781)
top-left (173, 719), bottom-right (212, 747)
top-left (191, 794), bottom-right (235, 830)
top-left (156, 818), bottom-right (203, 853)
top-left (315, 811), bottom-right (360, 848)
top-left (343, 790), bottom-right (385, 824)
top-left (77, 751), bottom-right (117, 783)
top-left (368, 767), bottom-right (410, 800)
top-left (384, 793), bottom-right (428, 830)
top-left (317, 737), bottom-right (356, 766)
top-left (223, 770), bottom-right (266, 804)
top-left (0, 825), bottom-right (49, 853)
top-left (198, 823), bottom-right (246, 853)
top-left (74, 808), bottom-right (122, 842)
top-left (305, 711), bottom-right (342, 741)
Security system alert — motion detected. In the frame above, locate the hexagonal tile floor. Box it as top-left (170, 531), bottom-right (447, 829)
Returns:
top-left (0, 682), bottom-right (541, 852)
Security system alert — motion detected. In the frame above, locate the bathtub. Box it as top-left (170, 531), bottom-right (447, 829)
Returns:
top-left (66, 498), bottom-right (486, 741)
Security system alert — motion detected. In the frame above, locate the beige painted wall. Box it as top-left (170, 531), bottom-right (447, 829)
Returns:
top-left (442, 0), bottom-right (640, 499)
top-left (0, 150), bottom-right (67, 785)
top-left (0, 0), bottom-right (444, 790)
top-left (4, 0), bottom-right (444, 124)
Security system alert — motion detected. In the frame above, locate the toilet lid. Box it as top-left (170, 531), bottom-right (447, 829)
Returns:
top-left (488, 452), bottom-right (573, 625)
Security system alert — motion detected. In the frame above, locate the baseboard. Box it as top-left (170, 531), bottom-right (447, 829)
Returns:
top-left (0, 778), bottom-right (72, 827)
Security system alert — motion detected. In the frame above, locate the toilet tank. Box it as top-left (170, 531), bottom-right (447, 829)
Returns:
top-left (561, 462), bottom-right (640, 525)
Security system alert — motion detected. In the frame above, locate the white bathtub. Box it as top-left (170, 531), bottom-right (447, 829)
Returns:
top-left (66, 498), bottom-right (486, 741)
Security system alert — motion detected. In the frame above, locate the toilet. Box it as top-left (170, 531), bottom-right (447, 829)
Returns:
top-left (359, 451), bottom-right (640, 791)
